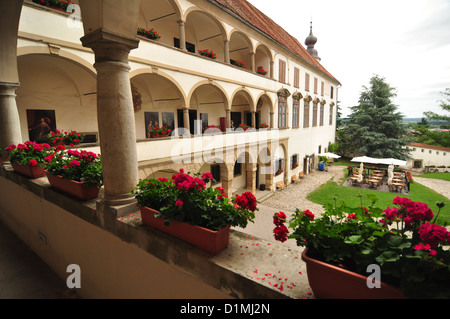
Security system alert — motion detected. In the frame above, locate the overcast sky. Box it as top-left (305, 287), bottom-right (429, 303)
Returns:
top-left (246, 0), bottom-right (450, 118)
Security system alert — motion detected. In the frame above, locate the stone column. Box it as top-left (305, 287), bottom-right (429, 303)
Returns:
top-left (251, 111), bottom-right (256, 128)
top-left (221, 163), bottom-right (234, 198)
top-left (250, 52), bottom-right (255, 72)
top-left (226, 109), bottom-right (231, 130)
top-left (0, 82), bottom-right (22, 164)
top-left (269, 112), bottom-right (274, 129)
top-left (270, 61), bottom-right (274, 79)
top-left (224, 40), bottom-right (230, 64)
top-left (246, 162), bottom-right (257, 194)
top-left (81, 31), bottom-right (139, 210)
top-left (183, 108), bottom-right (190, 133)
top-left (178, 20), bottom-right (186, 51)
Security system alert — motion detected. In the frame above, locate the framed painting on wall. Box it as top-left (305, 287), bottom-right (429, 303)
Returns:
top-left (200, 113), bottom-right (208, 132)
top-left (26, 109), bottom-right (57, 143)
top-left (145, 112), bottom-right (159, 138)
top-left (162, 112), bottom-right (175, 131)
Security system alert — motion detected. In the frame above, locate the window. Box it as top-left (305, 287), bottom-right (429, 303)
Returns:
top-left (303, 100), bottom-right (310, 127)
top-left (305, 73), bottom-right (310, 91)
top-left (174, 38), bottom-right (195, 53)
top-left (291, 154), bottom-right (299, 169)
top-left (279, 60), bottom-right (286, 83)
top-left (292, 102), bottom-right (300, 127)
top-left (319, 103), bottom-right (324, 126)
top-left (321, 81), bottom-right (324, 96)
top-left (312, 101), bottom-right (318, 126)
top-left (294, 67), bottom-right (300, 88)
top-left (314, 77), bottom-right (318, 94)
top-left (210, 164), bottom-right (221, 184)
top-left (329, 104), bottom-right (334, 125)
top-left (330, 86), bottom-right (334, 99)
top-left (275, 158), bottom-right (284, 175)
top-left (278, 101), bottom-right (287, 128)
top-left (234, 162), bottom-right (242, 177)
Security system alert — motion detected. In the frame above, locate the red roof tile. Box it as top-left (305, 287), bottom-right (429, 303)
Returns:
top-left (409, 143), bottom-right (450, 152)
top-left (209, 0), bottom-right (340, 84)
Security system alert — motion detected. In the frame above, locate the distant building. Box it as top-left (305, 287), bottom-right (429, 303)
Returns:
top-left (406, 143), bottom-right (450, 171)
top-left (1, 0), bottom-right (340, 197)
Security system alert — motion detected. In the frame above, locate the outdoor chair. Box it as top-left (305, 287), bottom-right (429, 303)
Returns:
top-left (276, 181), bottom-right (287, 190)
top-left (291, 175), bottom-right (300, 183)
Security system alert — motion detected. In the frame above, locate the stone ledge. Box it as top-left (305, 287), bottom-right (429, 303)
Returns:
top-left (0, 165), bottom-right (313, 299)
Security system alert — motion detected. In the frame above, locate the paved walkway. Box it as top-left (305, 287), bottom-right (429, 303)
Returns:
top-left (234, 166), bottom-right (346, 249)
top-left (412, 176), bottom-right (450, 200)
top-left (0, 220), bottom-right (78, 299)
top-left (2, 166), bottom-right (449, 299)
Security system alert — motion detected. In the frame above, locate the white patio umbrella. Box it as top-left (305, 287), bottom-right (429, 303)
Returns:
top-left (318, 152), bottom-right (341, 159)
top-left (357, 162), bottom-right (364, 183)
top-left (351, 156), bottom-right (407, 166)
top-left (387, 164), bottom-right (394, 185)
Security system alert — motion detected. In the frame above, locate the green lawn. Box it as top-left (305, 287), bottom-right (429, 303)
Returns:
top-left (414, 172), bottom-right (450, 182)
top-left (307, 173), bottom-right (450, 225)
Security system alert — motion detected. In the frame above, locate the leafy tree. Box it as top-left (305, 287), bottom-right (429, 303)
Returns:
top-left (424, 88), bottom-right (450, 128)
top-left (343, 75), bottom-right (411, 159)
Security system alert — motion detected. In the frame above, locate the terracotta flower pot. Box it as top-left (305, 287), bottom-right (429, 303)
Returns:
top-left (46, 172), bottom-right (100, 200)
top-left (139, 206), bottom-right (231, 254)
top-left (12, 162), bottom-right (45, 178)
top-left (301, 248), bottom-right (406, 299)
top-left (150, 133), bottom-right (169, 138)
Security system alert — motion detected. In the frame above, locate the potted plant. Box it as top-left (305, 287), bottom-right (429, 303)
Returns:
top-left (237, 123), bottom-right (250, 131)
top-left (47, 129), bottom-right (65, 146)
top-left (48, 129), bottom-right (85, 146)
top-left (203, 125), bottom-right (222, 134)
top-left (231, 59), bottom-right (246, 69)
top-left (131, 169), bottom-right (258, 254)
top-left (259, 123), bottom-right (269, 129)
top-left (257, 66), bottom-right (267, 75)
top-left (274, 168), bottom-right (283, 176)
top-left (32, 0), bottom-right (75, 13)
top-left (198, 49), bottom-right (217, 59)
top-left (148, 126), bottom-right (172, 138)
top-left (273, 197), bottom-right (450, 299)
top-left (6, 141), bottom-right (53, 178)
top-left (137, 27), bottom-right (161, 40)
top-left (45, 148), bottom-right (103, 200)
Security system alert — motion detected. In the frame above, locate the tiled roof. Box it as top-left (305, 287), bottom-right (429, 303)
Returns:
top-left (409, 143), bottom-right (450, 152)
top-left (208, 0), bottom-right (340, 84)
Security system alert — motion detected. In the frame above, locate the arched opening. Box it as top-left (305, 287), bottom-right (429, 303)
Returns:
top-left (130, 71), bottom-right (186, 139)
top-left (256, 93), bottom-right (273, 128)
top-left (230, 89), bottom-right (255, 130)
top-left (185, 10), bottom-right (226, 62)
top-left (138, 0), bottom-right (181, 48)
top-left (255, 43), bottom-right (272, 77)
top-left (188, 82), bottom-right (229, 134)
top-left (16, 53), bottom-right (97, 143)
top-left (229, 31), bottom-right (253, 70)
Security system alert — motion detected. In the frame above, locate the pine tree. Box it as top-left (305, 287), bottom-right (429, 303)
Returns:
top-left (424, 88), bottom-right (450, 128)
top-left (344, 75), bottom-right (411, 159)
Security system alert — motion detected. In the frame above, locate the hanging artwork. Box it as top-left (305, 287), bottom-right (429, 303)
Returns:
top-left (145, 112), bottom-right (159, 138)
top-left (162, 112), bottom-right (175, 131)
top-left (26, 109), bottom-right (57, 143)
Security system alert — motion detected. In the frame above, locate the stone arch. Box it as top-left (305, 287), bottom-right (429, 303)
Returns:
top-left (228, 29), bottom-right (254, 70)
top-left (130, 69), bottom-right (188, 138)
top-left (15, 50), bottom-right (98, 142)
top-left (184, 7), bottom-right (227, 62)
top-left (129, 68), bottom-right (187, 106)
top-left (139, 0), bottom-right (183, 47)
top-left (17, 46), bottom-right (97, 76)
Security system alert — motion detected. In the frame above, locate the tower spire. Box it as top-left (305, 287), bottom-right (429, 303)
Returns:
top-left (305, 20), bottom-right (320, 61)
